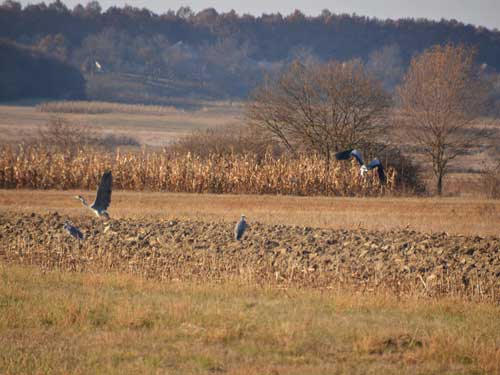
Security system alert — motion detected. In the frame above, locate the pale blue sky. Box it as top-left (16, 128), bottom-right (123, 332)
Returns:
top-left (20, 0), bottom-right (500, 30)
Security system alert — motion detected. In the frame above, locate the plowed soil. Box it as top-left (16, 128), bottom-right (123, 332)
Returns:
top-left (1, 212), bottom-right (499, 300)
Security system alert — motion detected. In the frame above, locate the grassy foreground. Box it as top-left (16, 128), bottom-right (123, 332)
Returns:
top-left (1, 266), bottom-right (499, 374)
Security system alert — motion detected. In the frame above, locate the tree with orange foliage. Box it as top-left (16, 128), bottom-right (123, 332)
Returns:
top-left (397, 44), bottom-right (489, 195)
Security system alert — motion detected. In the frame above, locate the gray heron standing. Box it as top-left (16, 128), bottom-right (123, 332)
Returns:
top-left (75, 170), bottom-right (112, 219)
top-left (234, 215), bottom-right (248, 241)
top-left (63, 220), bottom-right (84, 240)
top-left (335, 149), bottom-right (386, 184)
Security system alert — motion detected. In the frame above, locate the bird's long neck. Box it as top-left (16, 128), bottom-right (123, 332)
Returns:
top-left (360, 165), bottom-right (368, 176)
top-left (79, 197), bottom-right (89, 207)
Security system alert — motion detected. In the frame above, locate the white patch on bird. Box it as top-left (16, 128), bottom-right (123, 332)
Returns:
top-left (360, 165), bottom-right (368, 176)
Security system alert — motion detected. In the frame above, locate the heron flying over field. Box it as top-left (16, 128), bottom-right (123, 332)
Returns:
top-left (234, 215), bottom-right (248, 241)
top-left (75, 171), bottom-right (112, 219)
top-left (335, 149), bottom-right (386, 184)
top-left (63, 220), bottom-right (84, 240)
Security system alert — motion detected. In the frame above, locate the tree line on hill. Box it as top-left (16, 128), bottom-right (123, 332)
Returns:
top-left (1, 0), bottom-right (500, 102)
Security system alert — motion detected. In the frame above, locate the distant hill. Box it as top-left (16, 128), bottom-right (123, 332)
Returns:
top-left (0, 39), bottom-right (85, 101)
top-left (1, 1), bottom-right (500, 102)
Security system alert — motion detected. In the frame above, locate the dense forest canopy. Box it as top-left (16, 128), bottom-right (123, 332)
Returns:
top-left (1, 0), bottom-right (500, 102)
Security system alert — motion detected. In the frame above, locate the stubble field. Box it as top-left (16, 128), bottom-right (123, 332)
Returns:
top-left (0, 102), bottom-right (242, 147)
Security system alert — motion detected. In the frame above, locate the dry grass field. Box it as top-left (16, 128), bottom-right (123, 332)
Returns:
top-left (0, 102), bottom-right (242, 147)
top-left (1, 265), bottom-right (499, 375)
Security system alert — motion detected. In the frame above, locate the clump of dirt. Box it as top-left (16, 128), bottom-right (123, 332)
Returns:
top-left (0, 212), bottom-right (499, 300)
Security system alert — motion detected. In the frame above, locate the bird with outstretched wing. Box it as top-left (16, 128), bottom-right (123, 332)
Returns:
top-left (335, 149), bottom-right (386, 184)
top-left (75, 171), bottom-right (112, 219)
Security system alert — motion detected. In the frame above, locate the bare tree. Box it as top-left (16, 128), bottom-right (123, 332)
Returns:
top-left (37, 117), bottom-right (139, 153)
top-left (397, 44), bottom-right (490, 195)
top-left (37, 117), bottom-right (97, 152)
top-left (246, 60), bottom-right (390, 168)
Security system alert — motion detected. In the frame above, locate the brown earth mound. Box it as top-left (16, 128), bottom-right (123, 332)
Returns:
top-left (1, 212), bottom-right (499, 300)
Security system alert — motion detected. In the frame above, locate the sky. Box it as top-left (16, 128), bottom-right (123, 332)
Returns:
top-left (19, 0), bottom-right (500, 30)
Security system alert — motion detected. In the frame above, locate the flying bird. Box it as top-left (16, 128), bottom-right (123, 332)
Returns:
top-left (335, 149), bottom-right (386, 184)
top-left (234, 215), bottom-right (248, 241)
top-left (63, 220), bottom-right (84, 240)
top-left (75, 171), bottom-right (112, 219)
top-left (95, 61), bottom-right (102, 71)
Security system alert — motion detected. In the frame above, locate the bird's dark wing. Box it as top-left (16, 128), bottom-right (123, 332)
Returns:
top-left (235, 220), bottom-right (247, 240)
top-left (350, 150), bottom-right (364, 166)
top-left (92, 171), bottom-right (112, 211)
top-left (377, 165), bottom-right (386, 184)
top-left (71, 226), bottom-right (84, 239)
top-left (65, 223), bottom-right (83, 239)
top-left (335, 149), bottom-right (354, 161)
top-left (366, 159), bottom-right (381, 170)
top-left (367, 159), bottom-right (386, 184)
top-left (335, 149), bottom-right (364, 166)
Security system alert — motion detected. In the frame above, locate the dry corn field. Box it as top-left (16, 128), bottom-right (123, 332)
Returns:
top-left (0, 145), bottom-right (396, 195)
